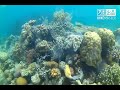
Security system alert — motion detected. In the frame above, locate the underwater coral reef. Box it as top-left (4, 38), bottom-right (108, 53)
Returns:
top-left (0, 9), bottom-right (120, 85)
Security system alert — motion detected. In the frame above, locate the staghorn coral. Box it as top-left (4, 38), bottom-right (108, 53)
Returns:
top-left (96, 63), bottom-right (120, 85)
top-left (80, 31), bottom-right (102, 68)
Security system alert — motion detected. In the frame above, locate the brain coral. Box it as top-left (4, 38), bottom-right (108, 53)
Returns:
top-left (80, 31), bottom-right (102, 68)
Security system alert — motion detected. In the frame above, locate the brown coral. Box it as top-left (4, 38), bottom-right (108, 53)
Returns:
top-left (25, 49), bottom-right (37, 64)
top-left (43, 61), bottom-right (59, 68)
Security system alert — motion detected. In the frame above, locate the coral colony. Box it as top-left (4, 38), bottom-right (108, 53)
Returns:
top-left (0, 9), bottom-right (120, 85)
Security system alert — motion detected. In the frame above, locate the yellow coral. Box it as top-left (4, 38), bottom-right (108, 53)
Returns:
top-left (64, 64), bottom-right (72, 79)
top-left (50, 68), bottom-right (60, 78)
top-left (16, 77), bottom-right (27, 85)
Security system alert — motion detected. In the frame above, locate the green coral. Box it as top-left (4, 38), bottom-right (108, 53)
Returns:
top-left (98, 28), bottom-right (115, 50)
top-left (97, 28), bottom-right (115, 64)
top-left (109, 46), bottom-right (120, 63)
top-left (80, 31), bottom-right (102, 68)
top-left (0, 51), bottom-right (8, 62)
top-left (0, 69), bottom-right (8, 85)
top-left (96, 63), bottom-right (120, 85)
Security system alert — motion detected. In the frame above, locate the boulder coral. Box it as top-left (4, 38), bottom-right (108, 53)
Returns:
top-left (97, 28), bottom-right (115, 64)
top-left (97, 28), bottom-right (115, 51)
top-left (80, 31), bottom-right (102, 68)
top-left (16, 77), bottom-right (27, 85)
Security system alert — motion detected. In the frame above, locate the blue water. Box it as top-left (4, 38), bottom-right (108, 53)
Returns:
top-left (0, 5), bottom-right (120, 37)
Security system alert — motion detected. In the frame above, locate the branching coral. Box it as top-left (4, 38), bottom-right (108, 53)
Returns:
top-left (5, 35), bottom-right (19, 50)
top-left (20, 20), bottom-right (36, 50)
top-left (35, 40), bottom-right (50, 55)
top-left (96, 63), bottom-right (120, 85)
top-left (31, 73), bottom-right (41, 84)
top-left (50, 9), bottom-right (74, 37)
top-left (64, 34), bottom-right (83, 52)
top-left (110, 46), bottom-right (120, 63)
top-left (25, 49), bottom-right (37, 64)
top-left (80, 31), bottom-right (102, 68)
top-left (11, 43), bottom-right (24, 62)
